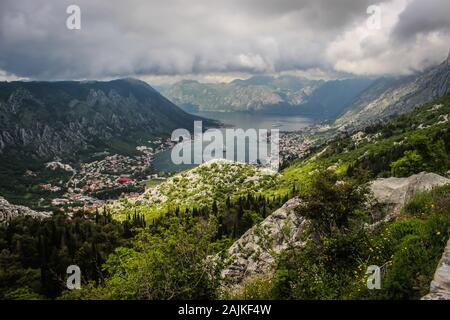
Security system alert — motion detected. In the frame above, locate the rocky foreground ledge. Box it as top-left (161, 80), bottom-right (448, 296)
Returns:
top-left (423, 239), bottom-right (450, 300)
top-left (369, 172), bottom-right (450, 213)
top-left (221, 172), bottom-right (450, 298)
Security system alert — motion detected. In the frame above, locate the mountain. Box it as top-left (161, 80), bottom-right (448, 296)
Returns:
top-left (0, 78), bottom-right (208, 162)
top-left (300, 78), bottom-right (377, 118)
top-left (336, 56), bottom-right (450, 129)
top-left (162, 75), bottom-right (373, 118)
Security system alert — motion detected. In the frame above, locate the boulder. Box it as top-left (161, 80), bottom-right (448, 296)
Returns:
top-left (370, 172), bottom-right (450, 213)
top-left (221, 197), bottom-right (307, 285)
top-left (423, 238), bottom-right (450, 300)
top-left (0, 196), bottom-right (51, 223)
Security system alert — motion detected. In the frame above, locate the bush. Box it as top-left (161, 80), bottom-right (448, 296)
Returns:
top-left (381, 235), bottom-right (435, 299)
top-left (361, 186), bottom-right (450, 299)
top-left (402, 193), bottom-right (432, 217)
top-left (223, 275), bottom-right (276, 300)
top-left (295, 170), bottom-right (370, 237)
top-left (390, 134), bottom-right (448, 177)
top-left (273, 184), bottom-right (450, 300)
top-left (269, 170), bottom-right (373, 299)
top-left (69, 214), bottom-right (222, 300)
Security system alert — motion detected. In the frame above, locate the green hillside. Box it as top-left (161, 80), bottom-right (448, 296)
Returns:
top-left (2, 95), bottom-right (450, 300)
top-left (267, 94), bottom-right (450, 197)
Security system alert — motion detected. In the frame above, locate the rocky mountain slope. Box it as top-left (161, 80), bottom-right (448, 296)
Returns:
top-left (0, 78), bottom-right (206, 161)
top-left (162, 76), bottom-right (373, 118)
top-left (0, 196), bottom-right (50, 223)
top-left (336, 55), bottom-right (450, 129)
top-left (221, 172), bottom-right (450, 287)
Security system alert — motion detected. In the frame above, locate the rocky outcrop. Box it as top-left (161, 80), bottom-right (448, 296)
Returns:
top-left (221, 197), bottom-right (307, 285)
top-left (221, 172), bottom-right (450, 287)
top-left (0, 196), bottom-right (51, 223)
top-left (423, 239), bottom-right (450, 300)
top-left (370, 172), bottom-right (450, 213)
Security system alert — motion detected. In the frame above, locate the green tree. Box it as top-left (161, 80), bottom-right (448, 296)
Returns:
top-left (295, 170), bottom-right (369, 237)
top-left (391, 150), bottom-right (424, 177)
top-left (71, 214), bottom-right (222, 300)
top-left (391, 134), bottom-right (448, 177)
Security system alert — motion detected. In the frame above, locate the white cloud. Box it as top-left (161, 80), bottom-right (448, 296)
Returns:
top-left (326, 0), bottom-right (450, 76)
top-left (0, 69), bottom-right (27, 81)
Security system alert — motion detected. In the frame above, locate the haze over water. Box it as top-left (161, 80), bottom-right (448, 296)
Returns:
top-left (151, 112), bottom-right (313, 173)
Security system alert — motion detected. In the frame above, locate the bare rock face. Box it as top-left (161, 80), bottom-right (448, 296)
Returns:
top-left (0, 196), bottom-right (51, 223)
top-left (423, 239), bottom-right (450, 300)
top-left (370, 172), bottom-right (450, 213)
top-left (221, 197), bottom-right (307, 285)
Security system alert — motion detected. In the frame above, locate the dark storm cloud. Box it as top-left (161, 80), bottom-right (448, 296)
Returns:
top-left (0, 0), bottom-right (448, 80)
top-left (392, 0), bottom-right (450, 41)
top-left (241, 0), bottom-right (387, 29)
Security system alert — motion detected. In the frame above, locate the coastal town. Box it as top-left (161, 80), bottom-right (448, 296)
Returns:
top-left (37, 138), bottom-right (175, 212)
top-left (32, 127), bottom-right (321, 212)
top-left (279, 131), bottom-right (314, 165)
top-left (277, 123), bottom-right (332, 166)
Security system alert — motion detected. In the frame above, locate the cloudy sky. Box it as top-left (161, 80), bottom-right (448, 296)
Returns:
top-left (0, 0), bottom-right (449, 84)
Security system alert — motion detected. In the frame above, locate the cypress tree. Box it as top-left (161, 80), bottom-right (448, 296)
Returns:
top-left (212, 200), bottom-right (218, 215)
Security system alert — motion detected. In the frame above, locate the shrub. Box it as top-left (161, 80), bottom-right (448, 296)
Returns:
top-left (390, 134), bottom-right (448, 177)
top-left (273, 184), bottom-right (450, 300)
top-left (295, 170), bottom-right (369, 237)
top-left (223, 275), bottom-right (276, 300)
top-left (69, 214), bottom-right (222, 300)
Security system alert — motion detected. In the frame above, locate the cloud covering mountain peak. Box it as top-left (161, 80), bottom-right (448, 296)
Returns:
top-left (0, 0), bottom-right (449, 80)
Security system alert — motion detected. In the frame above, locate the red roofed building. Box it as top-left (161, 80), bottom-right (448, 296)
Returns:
top-left (118, 177), bottom-right (132, 183)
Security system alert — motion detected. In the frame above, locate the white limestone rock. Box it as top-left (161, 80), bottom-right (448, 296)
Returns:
top-left (0, 196), bottom-right (51, 223)
top-left (221, 197), bottom-right (307, 284)
top-left (423, 239), bottom-right (450, 300)
top-left (370, 172), bottom-right (450, 213)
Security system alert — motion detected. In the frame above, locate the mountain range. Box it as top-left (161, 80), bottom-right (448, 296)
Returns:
top-left (162, 55), bottom-right (450, 127)
top-left (162, 76), bottom-right (374, 118)
top-left (1, 56), bottom-right (449, 166)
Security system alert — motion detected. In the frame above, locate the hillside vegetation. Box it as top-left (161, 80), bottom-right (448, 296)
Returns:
top-left (267, 95), bottom-right (450, 197)
top-left (2, 95), bottom-right (450, 300)
top-left (110, 159), bottom-right (278, 222)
